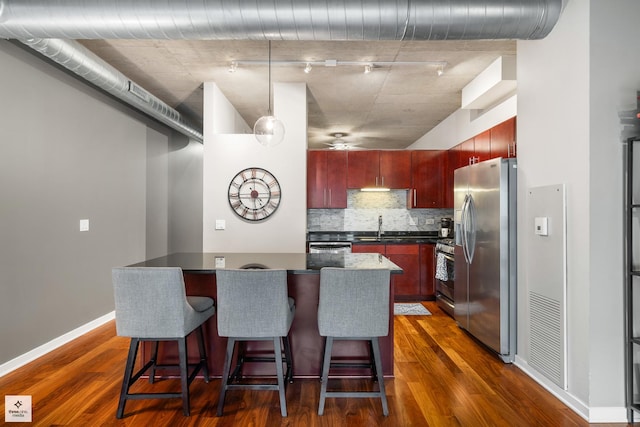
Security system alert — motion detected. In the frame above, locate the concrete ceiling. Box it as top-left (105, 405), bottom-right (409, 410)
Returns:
top-left (79, 39), bottom-right (516, 149)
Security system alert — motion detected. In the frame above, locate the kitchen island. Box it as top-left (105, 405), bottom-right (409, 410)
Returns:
top-left (127, 252), bottom-right (402, 378)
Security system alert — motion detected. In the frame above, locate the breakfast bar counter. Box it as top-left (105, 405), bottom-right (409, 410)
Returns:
top-left (128, 252), bottom-right (402, 378)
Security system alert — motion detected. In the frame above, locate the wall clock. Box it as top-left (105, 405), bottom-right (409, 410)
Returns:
top-left (228, 167), bottom-right (281, 221)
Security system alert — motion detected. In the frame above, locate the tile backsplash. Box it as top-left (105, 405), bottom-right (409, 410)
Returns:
top-left (307, 190), bottom-right (453, 232)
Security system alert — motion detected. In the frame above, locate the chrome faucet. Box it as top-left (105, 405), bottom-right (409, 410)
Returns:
top-left (377, 215), bottom-right (383, 240)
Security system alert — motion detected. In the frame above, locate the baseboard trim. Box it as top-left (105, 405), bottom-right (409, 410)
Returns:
top-left (514, 355), bottom-right (589, 420)
top-left (514, 355), bottom-right (629, 423)
top-left (0, 311), bottom-right (115, 378)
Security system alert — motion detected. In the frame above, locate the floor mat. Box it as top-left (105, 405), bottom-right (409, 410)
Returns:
top-left (394, 303), bottom-right (431, 316)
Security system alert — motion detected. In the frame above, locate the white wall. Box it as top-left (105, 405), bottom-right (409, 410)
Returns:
top-left (516, 0), bottom-right (591, 413)
top-left (516, 0), bottom-right (640, 422)
top-left (0, 40), bottom-right (204, 372)
top-left (408, 95), bottom-right (517, 150)
top-left (203, 82), bottom-right (307, 253)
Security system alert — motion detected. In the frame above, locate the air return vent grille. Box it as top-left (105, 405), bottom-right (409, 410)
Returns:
top-left (529, 290), bottom-right (565, 387)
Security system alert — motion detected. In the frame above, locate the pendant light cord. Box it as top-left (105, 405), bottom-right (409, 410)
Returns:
top-left (268, 40), bottom-right (272, 115)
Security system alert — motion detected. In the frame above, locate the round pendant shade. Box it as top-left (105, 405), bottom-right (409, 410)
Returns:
top-left (254, 115), bottom-right (285, 147)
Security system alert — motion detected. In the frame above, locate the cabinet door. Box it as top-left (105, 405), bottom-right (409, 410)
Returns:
top-left (379, 151), bottom-right (411, 188)
top-left (351, 243), bottom-right (385, 254)
top-left (419, 244), bottom-right (435, 299)
top-left (347, 151), bottom-right (379, 188)
top-left (474, 130), bottom-right (491, 162)
top-left (325, 150), bottom-right (347, 208)
top-left (385, 244), bottom-right (420, 300)
top-left (307, 151), bottom-right (327, 208)
top-left (458, 137), bottom-right (475, 167)
top-left (440, 150), bottom-right (454, 208)
top-left (410, 150), bottom-right (443, 208)
top-left (490, 117), bottom-right (516, 158)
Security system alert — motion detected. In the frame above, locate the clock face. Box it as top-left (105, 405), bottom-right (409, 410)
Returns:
top-left (228, 167), bottom-right (281, 221)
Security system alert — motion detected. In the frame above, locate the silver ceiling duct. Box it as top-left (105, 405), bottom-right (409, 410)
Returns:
top-left (0, 0), bottom-right (563, 41)
top-left (18, 38), bottom-right (203, 142)
top-left (1, 1), bottom-right (563, 142)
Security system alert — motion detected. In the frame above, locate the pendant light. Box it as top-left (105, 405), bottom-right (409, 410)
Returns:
top-left (254, 41), bottom-right (285, 147)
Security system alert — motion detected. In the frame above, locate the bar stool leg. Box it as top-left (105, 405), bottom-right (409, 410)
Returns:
top-left (149, 341), bottom-right (159, 383)
top-left (371, 337), bottom-right (389, 416)
top-left (117, 338), bottom-right (140, 419)
top-left (217, 338), bottom-right (236, 416)
top-left (318, 336), bottom-right (334, 415)
top-left (178, 337), bottom-right (190, 416)
top-left (283, 336), bottom-right (293, 383)
top-left (273, 338), bottom-right (287, 417)
top-left (196, 326), bottom-right (209, 383)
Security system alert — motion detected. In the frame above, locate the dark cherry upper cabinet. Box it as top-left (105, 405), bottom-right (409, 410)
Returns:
top-left (490, 117), bottom-right (517, 158)
top-left (474, 130), bottom-right (491, 162)
top-left (442, 150), bottom-right (454, 208)
top-left (347, 150), bottom-right (411, 189)
top-left (409, 150), bottom-right (445, 208)
top-left (379, 151), bottom-right (411, 188)
top-left (456, 137), bottom-right (475, 169)
top-left (307, 150), bottom-right (347, 208)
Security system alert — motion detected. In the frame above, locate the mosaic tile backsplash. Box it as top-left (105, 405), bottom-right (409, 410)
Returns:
top-left (307, 190), bottom-right (454, 232)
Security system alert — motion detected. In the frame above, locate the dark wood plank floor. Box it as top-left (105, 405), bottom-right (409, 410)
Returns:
top-left (0, 302), bottom-right (635, 426)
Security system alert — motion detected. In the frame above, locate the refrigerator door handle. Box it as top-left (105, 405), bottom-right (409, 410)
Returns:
top-left (460, 194), bottom-right (471, 264)
top-left (466, 194), bottom-right (477, 264)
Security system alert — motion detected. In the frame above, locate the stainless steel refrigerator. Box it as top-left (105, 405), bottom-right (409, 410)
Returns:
top-left (453, 157), bottom-right (517, 363)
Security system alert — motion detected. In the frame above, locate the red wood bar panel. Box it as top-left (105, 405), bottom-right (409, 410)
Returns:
top-left (179, 272), bottom-right (394, 378)
top-left (141, 267), bottom-right (396, 378)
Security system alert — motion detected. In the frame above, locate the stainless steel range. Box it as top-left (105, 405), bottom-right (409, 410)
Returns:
top-left (435, 239), bottom-right (455, 317)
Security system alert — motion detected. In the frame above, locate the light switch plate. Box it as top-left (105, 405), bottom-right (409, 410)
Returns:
top-left (215, 220), bottom-right (225, 230)
top-left (79, 219), bottom-right (89, 232)
top-left (215, 256), bottom-right (225, 268)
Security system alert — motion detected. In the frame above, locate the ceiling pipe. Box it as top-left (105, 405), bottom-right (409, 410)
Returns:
top-left (0, 1), bottom-right (564, 142)
top-left (0, 0), bottom-right (563, 41)
top-left (18, 38), bottom-right (203, 143)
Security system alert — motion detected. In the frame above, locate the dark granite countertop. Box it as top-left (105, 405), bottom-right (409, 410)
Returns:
top-left (127, 252), bottom-right (403, 274)
top-left (307, 231), bottom-right (442, 244)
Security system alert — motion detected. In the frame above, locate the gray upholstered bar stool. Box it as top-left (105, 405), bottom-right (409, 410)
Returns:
top-left (112, 267), bottom-right (215, 418)
top-left (215, 268), bottom-right (295, 417)
top-left (317, 267), bottom-right (391, 416)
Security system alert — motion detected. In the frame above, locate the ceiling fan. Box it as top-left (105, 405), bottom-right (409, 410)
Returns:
top-left (323, 133), bottom-right (361, 150)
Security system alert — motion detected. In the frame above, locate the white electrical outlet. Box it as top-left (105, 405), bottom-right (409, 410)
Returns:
top-left (79, 219), bottom-right (89, 231)
top-left (215, 220), bottom-right (226, 230)
top-left (425, 218), bottom-right (435, 225)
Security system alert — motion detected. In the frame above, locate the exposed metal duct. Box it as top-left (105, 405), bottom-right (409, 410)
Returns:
top-left (18, 38), bottom-right (203, 142)
top-left (0, 0), bottom-right (563, 41)
top-left (1, 1), bottom-right (563, 143)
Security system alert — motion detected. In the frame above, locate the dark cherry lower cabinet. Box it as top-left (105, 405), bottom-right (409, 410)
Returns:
top-left (419, 244), bottom-right (435, 299)
top-left (352, 243), bottom-right (435, 301)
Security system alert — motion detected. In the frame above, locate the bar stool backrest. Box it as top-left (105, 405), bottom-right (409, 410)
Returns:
top-left (113, 267), bottom-right (199, 338)
top-left (318, 268), bottom-right (391, 338)
top-left (216, 269), bottom-right (291, 337)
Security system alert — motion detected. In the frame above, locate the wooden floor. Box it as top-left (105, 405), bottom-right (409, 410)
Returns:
top-left (0, 302), bottom-right (635, 426)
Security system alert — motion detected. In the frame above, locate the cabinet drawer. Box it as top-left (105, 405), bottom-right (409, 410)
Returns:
top-left (384, 244), bottom-right (419, 255)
